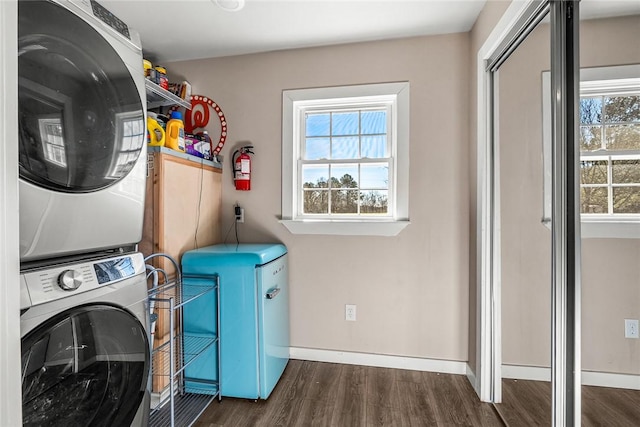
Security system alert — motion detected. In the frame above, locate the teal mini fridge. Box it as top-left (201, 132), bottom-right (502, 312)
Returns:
top-left (182, 243), bottom-right (289, 400)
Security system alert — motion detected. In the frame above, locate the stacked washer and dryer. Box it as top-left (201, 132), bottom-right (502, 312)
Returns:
top-left (17, 1), bottom-right (151, 425)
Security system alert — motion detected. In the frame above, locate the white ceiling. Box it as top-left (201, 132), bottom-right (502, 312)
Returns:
top-left (100, 0), bottom-right (640, 64)
top-left (101, 0), bottom-right (487, 63)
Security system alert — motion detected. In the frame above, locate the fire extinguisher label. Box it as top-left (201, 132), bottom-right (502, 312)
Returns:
top-left (240, 159), bottom-right (250, 173)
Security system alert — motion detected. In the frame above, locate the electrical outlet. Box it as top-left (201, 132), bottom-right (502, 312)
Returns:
top-left (625, 319), bottom-right (639, 339)
top-left (235, 206), bottom-right (244, 223)
top-left (345, 304), bottom-right (356, 321)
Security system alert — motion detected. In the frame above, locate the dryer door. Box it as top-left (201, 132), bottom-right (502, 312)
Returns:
top-left (21, 304), bottom-right (150, 427)
top-left (17, 0), bottom-right (144, 193)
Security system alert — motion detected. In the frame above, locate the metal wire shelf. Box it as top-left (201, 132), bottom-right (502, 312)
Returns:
top-left (145, 253), bottom-right (221, 427)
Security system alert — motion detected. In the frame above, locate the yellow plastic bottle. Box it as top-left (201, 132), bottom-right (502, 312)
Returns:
top-left (165, 111), bottom-right (185, 152)
top-left (147, 112), bottom-right (165, 147)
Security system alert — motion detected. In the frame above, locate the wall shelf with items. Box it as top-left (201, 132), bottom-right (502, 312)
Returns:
top-left (146, 79), bottom-right (191, 110)
top-left (146, 254), bottom-right (221, 427)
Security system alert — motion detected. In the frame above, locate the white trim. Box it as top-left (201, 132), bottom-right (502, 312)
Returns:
top-left (502, 365), bottom-right (640, 390)
top-left (0, 0), bottom-right (22, 425)
top-left (475, 0), bottom-right (539, 403)
top-left (289, 347), bottom-right (468, 375)
top-left (582, 371), bottom-right (640, 390)
top-left (282, 82), bottom-right (410, 236)
top-left (279, 219), bottom-right (410, 236)
top-left (466, 364), bottom-right (478, 388)
top-left (502, 364), bottom-right (552, 382)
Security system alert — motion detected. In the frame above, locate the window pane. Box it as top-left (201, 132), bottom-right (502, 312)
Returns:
top-left (604, 124), bottom-right (640, 150)
top-left (331, 165), bottom-right (358, 188)
top-left (613, 187), bottom-right (640, 214)
top-left (604, 95), bottom-right (640, 123)
top-left (612, 159), bottom-right (640, 184)
top-left (580, 97), bottom-right (602, 124)
top-left (332, 136), bottom-right (359, 159)
top-left (306, 113), bottom-right (330, 137)
top-left (302, 165), bottom-right (329, 188)
top-left (361, 135), bottom-right (387, 158)
top-left (305, 137), bottom-right (330, 160)
top-left (580, 125), bottom-right (602, 151)
top-left (332, 112), bottom-right (359, 135)
top-left (580, 160), bottom-right (607, 185)
top-left (581, 187), bottom-right (608, 214)
top-left (331, 190), bottom-right (358, 214)
top-left (361, 164), bottom-right (389, 189)
top-left (303, 189), bottom-right (328, 214)
top-left (361, 110), bottom-right (386, 134)
top-left (360, 190), bottom-right (388, 214)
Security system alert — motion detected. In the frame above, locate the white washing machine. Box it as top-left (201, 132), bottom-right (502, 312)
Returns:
top-left (18, 0), bottom-right (147, 264)
top-left (20, 252), bottom-right (151, 426)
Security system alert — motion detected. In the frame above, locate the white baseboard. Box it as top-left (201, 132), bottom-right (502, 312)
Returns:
top-left (502, 364), bottom-right (640, 390)
top-left (582, 371), bottom-right (640, 390)
top-left (289, 347), bottom-right (468, 375)
top-left (466, 365), bottom-right (478, 394)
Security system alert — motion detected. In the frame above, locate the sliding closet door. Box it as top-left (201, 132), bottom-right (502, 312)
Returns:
top-left (493, 8), bottom-right (553, 425)
top-left (578, 4), bottom-right (640, 424)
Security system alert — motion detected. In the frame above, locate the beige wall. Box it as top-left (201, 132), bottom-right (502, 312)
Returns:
top-left (499, 15), bottom-right (640, 374)
top-left (168, 33), bottom-right (472, 361)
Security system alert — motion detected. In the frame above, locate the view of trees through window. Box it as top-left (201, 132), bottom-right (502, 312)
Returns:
top-left (301, 108), bottom-right (390, 216)
top-left (579, 94), bottom-right (640, 214)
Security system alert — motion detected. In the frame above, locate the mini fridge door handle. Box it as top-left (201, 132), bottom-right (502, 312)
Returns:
top-left (265, 287), bottom-right (281, 300)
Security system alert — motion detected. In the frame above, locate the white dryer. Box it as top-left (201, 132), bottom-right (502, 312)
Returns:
top-left (18, 0), bottom-right (147, 264)
top-left (20, 252), bottom-right (150, 426)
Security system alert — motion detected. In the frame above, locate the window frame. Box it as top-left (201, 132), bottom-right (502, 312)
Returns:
top-left (542, 64), bottom-right (640, 238)
top-left (281, 82), bottom-right (410, 236)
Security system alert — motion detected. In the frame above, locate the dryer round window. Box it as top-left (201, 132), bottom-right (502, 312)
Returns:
top-left (18, 0), bottom-right (148, 263)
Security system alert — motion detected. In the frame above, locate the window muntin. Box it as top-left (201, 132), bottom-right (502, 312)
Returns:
top-left (541, 66), bottom-right (640, 237)
top-left (299, 105), bottom-right (392, 218)
top-left (579, 93), bottom-right (640, 216)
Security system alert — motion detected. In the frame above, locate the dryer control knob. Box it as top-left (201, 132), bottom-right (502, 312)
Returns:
top-left (58, 270), bottom-right (83, 291)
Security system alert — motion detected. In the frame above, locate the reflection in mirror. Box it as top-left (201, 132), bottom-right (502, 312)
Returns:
top-left (578, 2), bottom-right (640, 425)
top-left (494, 3), bottom-right (640, 423)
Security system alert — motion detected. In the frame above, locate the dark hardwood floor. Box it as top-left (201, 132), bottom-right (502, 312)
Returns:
top-left (194, 360), bottom-right (503, 426)
top-left (495, 378), bottom-right (640, 427)
top-left (194, 360), bottom-right (640, 426)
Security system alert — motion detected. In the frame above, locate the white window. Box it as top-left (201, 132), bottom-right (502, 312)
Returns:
top-left (542, 65), bottom-right (640, 238)
top-left (281, 82), bottom-right (410, 236)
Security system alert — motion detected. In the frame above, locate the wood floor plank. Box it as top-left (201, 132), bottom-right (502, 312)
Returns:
top-left (450, 374), bottom-right (503, 427)
top-left (365, 366), bottom-right (398, 409)
top-left (423, 371), bottom-right (477, 425)
top-left (395, 380), bottom-right (439, 426)
top-left (582, 385), bottom-right (640, 427)
top-left (305, 362), bottom-right (343, 402)
top-left (293, 362), bottom-right (343, 427)
top-left (262, 360), bottom-right (317, 426)
top-left (496, 379), bottom-right (550, 426)
top-left (330, 363), bottom-right (367, 426)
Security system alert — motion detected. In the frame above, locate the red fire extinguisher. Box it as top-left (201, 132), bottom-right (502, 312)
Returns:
top-left (232, 145), bottom-right (254, 191)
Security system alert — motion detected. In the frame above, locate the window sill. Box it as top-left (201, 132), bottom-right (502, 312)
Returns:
top-left (279, 219), bottom-right (410, 236)
top-left (543, 217), bottom-right (640, 239)
top-left (581, 218), bottom-right (640, 239)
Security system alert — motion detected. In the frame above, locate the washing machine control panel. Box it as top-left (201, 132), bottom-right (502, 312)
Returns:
top-left (21, 253), bottom-right (145, 308)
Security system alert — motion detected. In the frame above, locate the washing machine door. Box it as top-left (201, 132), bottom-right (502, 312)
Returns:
top-left (21, 304), bottom-right (150, 427)
top-left (17, 0), bottom-right (144, 193)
